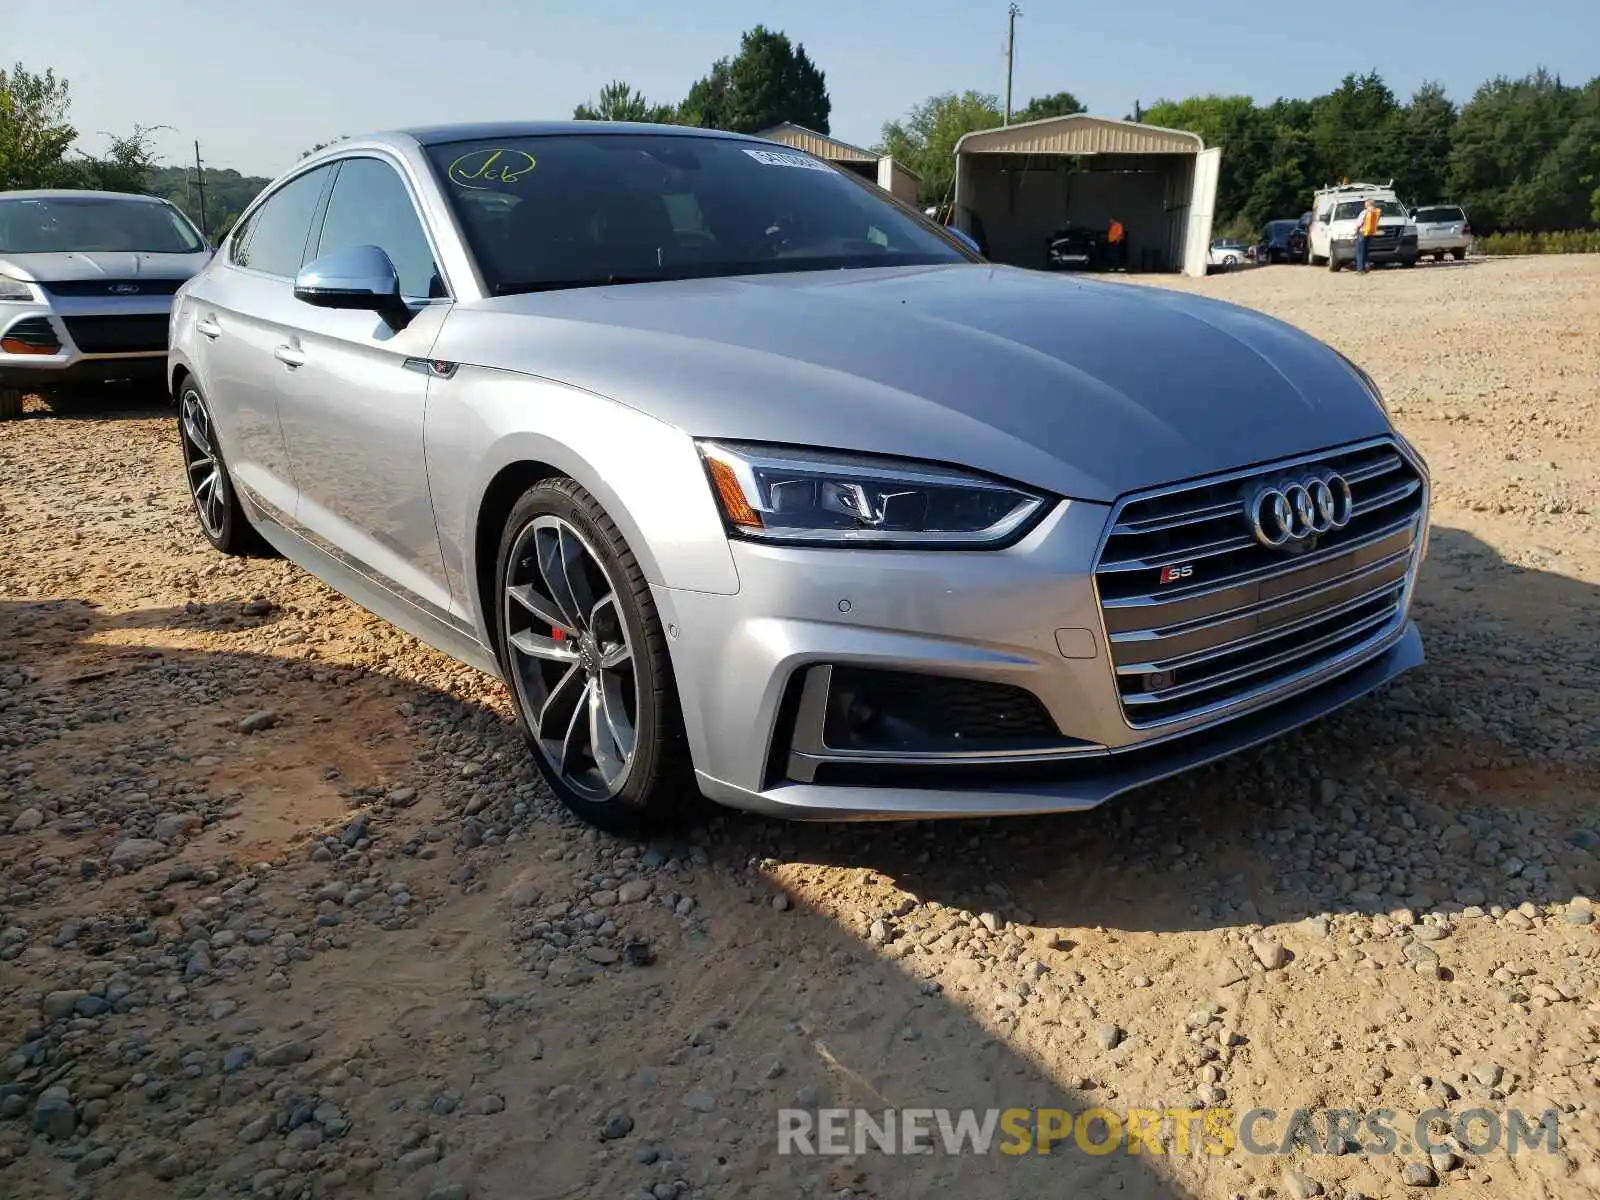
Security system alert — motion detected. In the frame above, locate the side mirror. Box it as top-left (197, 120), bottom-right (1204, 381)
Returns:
top-left (945, 226), bottom-right (982, 256)
top-left (294, 245), bottom-right (406, 322)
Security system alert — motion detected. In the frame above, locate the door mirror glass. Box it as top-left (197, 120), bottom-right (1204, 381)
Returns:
top-left (294, 244), bottom-right (403, 313)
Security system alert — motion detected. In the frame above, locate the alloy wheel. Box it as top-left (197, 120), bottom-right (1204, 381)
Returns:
top-left (503, 515), bottom-right (638, 802)
top-left (180, 388), bottom-right (227, 540)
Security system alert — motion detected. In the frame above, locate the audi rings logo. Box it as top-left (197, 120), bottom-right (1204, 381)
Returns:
top-left (1246, 473), bottom-right (1355, 548)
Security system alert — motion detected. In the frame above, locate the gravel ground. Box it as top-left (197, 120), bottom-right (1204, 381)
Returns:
top-left (1, 254), bottom-right (1597, 1200)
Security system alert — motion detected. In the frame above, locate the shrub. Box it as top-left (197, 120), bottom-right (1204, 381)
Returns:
top-left (1476, 230), bottom-right (1600, 255)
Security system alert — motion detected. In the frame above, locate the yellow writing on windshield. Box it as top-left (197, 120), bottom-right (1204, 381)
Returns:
top-left (448, 148), bottom-right (538, 190)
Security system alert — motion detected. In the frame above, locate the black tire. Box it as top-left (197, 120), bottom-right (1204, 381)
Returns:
top-left (1434, 252), bottom-right (1445, 262)
top-left (1329, 255), bottom-right (1342, 273)
top-left (1452, 248), bottom-right (1466, 261)
top-left (176, 379), bottom-right (271, 556)
top-left (0, 388), bottom-right (21, 421)
top-left (1400, 257), bottom-right (1417, 268)
top-left (493, 477), bottom-right (697, 835)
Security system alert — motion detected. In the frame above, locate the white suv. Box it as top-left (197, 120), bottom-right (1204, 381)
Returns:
top-left (1410, 205), bottom-right (1471, 261)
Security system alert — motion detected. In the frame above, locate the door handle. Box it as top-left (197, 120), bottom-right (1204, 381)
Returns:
top-left (196, 318), bottom-right (222, 339)
top-left (274, 345), bottom-right (306, 368)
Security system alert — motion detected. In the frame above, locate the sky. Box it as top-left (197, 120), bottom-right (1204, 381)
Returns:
top-left (9, 0), bottom-right (1597, 178)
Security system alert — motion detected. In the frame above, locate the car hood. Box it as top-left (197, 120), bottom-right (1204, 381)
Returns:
top-left (439, 263), bottom-right (1392, 502)
top-left (0, 250), bottom-right (210, 283)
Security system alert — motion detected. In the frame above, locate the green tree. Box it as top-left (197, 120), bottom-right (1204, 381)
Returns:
top-left (0, 62), bottom-right (77, 189)
top-left (574, 80), bottom-right (676, 123)
top-left (1390, 83), bottom-right (1456, 205)
top-left (1449, 70), bottom-right (1582, 230)
top-left (878, 90), bottom-right (1003, 207)
top-left (1141, 95), bottom-right (1269, 225)
top-left (148, 164), bottom-right (272, 238)
top-left (679, 26), bottom-right (830, 134)
top-left (1306, 71), bottom-right (1400, 185)
top-left (76, 124), bottom-right (165, 193)
top-left (679, 60), bottom-right (733, 130)
top-left (1015, 91), bottom-right (1085, 122)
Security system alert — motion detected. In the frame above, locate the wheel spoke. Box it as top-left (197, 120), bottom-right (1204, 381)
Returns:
top-left (536, 529), bottom-right (584, 632)
top-left (186, 453), bottom-right (215, 479)
top-left (598, 671), bottom-right (635, 763)
top-left (599, 642), bottom-right (631, 670)
top-left (508, 582), bottom-right (577, 638)
top-left (559, 677), bottom-right (595, 774)
top-left (535, 663), bottom-right (585, 738)
top-left (559, 527), bottom-right (600, 623)
top-left (589, 680), bottom-right (625, 784)
top-left (509, 628), bottom-right (579, 664)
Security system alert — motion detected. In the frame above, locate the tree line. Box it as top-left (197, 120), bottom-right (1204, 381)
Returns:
top-left (6, 41), bottom-right (1597, 241)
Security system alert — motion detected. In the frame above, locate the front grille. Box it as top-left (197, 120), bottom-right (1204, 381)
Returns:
top-left (62, 314), bottom-right (168, 354)
top-left (1, 316), bottom-right (61, 352)
top-left (41, 279), bottom-right (185, 298)
top-left (1094, 439), bottom-right (1425, 728)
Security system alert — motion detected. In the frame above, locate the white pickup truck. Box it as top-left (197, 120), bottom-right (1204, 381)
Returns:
top-left (1306, 183), bottom-right (1420, 272)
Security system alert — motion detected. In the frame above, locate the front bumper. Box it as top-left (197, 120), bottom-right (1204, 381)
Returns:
top-left (1331, 235), bottom-right (1419, 264)
top-left (0, 299), bottom-right (171, 389)
top-left (655, 450), bottom-right (1427, 820)
top-left (695, 623), bottom-right (1422, 819)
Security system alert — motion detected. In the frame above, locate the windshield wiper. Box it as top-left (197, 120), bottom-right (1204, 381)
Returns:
top-left (493, 275), bottom-right (660, 295)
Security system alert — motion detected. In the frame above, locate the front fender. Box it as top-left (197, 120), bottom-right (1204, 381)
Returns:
top-left (425, 365), bottom-right (740, 641)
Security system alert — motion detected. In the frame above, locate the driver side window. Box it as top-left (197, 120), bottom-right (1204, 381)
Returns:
top-left (314, 157), bottom-right (447, 300)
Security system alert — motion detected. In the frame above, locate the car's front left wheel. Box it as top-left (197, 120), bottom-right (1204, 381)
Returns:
top-left (177, 380), bottom-right (270, 556)
top-left (0, 388), bottom-right (22, 420)
top-left (494, 478), bottom-right (696, 834)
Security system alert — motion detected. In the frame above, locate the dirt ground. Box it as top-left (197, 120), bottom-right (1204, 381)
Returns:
top-left (1, 254), bottom-right (1597, 1200)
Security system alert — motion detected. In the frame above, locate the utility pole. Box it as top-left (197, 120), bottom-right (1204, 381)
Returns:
top-left (190, 141), bottom-right (209, 238)
top-left (1003, 3), bottom-right (1021, 125)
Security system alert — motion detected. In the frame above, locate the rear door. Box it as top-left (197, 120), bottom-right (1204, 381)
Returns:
top-left (186, 165), bottom-right (335, 518)
top-left (273, 154), bottom-right (457, 626)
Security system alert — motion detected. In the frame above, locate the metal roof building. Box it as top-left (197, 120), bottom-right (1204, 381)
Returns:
top-left (952, 114), bottom-right (1220, 277)
top-left (758, 123), bottom-right (921, 205)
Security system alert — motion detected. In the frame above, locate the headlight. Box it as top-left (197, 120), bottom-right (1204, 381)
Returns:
top-left (697, 441), bottom-right (1049, 548)
top-left (0, 275), bottom-right (34, 302)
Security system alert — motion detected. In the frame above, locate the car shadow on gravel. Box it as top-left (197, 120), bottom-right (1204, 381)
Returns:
top-left (749, 525), bottom-right (1600, 937)
top-left (0, 598), bottom-right (1205, 1199)
top-left (8, 383), bottom-right (171, 422)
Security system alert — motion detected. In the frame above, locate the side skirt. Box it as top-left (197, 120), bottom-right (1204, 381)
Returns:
top-left (240, 486), bottom-right (503, 679)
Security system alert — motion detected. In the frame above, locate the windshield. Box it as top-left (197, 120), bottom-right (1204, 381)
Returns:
top-left (423, 134), bottom-right (971, 293)
top-left (1413, 206), bottom-right (1464, 223)
top-left (0, 196), bottom-right (206, 254)
top-left (1333, 199), bottom-right (1407, 221)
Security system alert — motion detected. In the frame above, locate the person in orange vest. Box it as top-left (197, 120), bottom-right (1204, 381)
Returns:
top-left (1356, 198), bottom-right (1381, 274)
top-left (1106, 217), bottom-right (1126, 269)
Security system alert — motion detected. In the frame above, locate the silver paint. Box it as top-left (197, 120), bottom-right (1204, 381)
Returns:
top-left (169, 123), bottom-right (1429, 821)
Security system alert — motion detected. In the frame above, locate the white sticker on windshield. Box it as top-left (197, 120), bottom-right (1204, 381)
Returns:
top-left (742, 148), bottom-right (832, 172)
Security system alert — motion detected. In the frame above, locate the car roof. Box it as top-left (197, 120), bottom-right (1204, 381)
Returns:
top-left (0, 189), bottom-right (168, 203)
top-left (394, 121), bottom-right (769, 147)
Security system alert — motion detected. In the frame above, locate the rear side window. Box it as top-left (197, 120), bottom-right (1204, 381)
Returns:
top-left (314, 157), bottom-right (446, 299)
top-left (1413, 206), bottom-right (1464, 223)
top-left (233, 167), bottom-right (332, 277)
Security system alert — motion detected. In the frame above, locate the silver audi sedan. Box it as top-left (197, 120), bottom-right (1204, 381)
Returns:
top-left (168, 121), bottom-right (1430, 832)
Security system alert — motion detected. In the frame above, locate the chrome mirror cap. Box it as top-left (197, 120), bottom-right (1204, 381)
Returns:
top-left (293, 244), bottom-right (402, 312)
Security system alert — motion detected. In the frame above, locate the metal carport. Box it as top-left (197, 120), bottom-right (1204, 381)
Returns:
top-left (952, 114), bottom-right (1220, 277)
top-left (757, 123), bottom-right (922, 205)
